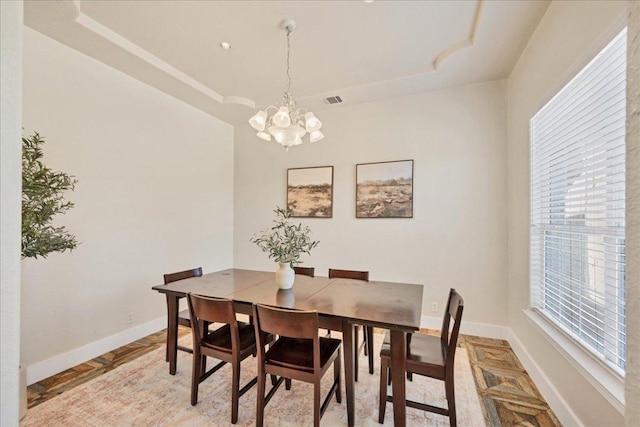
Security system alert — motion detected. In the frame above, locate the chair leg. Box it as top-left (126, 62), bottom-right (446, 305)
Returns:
top-left (256, 372), bottom-right (266, 427)
top-left (354, 325), bottom-right (359, 382)
top-left (314, 381), bottom-right (321, 427)
top-left (378, 357), bottom-right (388, 423)
top-left (285, 378), bottom-right (292, 390)
top-left (366, 326), bottom-right (374, 374)
top-left (363, 326), bottom-right (368, 356)
top-left (445, 375), bottom-right (457, 427)
top-left (334, 349), bottom-right (342, 403)
top-left (191, 350), bottom-right (201, 406)
top-left (231, 362), bottom-right (240, 424)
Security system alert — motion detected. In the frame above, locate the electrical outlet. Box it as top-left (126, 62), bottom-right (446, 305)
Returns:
top-left (431, 302), bottom-right (438, 313)
top-left (126, 312), bottom-right (134, 324)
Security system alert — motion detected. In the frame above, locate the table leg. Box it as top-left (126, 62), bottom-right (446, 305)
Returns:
top-left (166, 294), bottom-right (179, 375)
top-left (342, 319), bottom-right (355, 427)
top-left (390, 329), bottom-right (407, 427)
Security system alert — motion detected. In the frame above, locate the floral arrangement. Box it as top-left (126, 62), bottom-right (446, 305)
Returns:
top-left (250, 207), bottom-right (319, 265)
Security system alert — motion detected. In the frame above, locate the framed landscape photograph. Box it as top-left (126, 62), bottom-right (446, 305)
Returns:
top-left (287, 166), bottom-right (333, 218)
top-left (356, 160), bottom-right (413, 218)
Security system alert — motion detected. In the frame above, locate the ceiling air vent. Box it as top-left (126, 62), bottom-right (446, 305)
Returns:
top-left (322, 95), bottom-right (343, 105)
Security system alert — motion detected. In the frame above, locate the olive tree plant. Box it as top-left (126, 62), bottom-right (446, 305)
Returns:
top-left (250, 207), bottom-right (318, 266)
top-left (21, 132), bottom-right (78, 259)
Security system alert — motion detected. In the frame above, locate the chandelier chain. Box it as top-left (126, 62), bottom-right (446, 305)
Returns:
top-left (286, 27), bottom-right (291, 94)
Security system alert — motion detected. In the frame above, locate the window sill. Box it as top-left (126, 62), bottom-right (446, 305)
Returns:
top-left (523, 309), bottom-right (625, 414)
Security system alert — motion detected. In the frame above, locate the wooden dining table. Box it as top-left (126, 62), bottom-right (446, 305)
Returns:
top-left (152, 268), bottom-right (423, 427)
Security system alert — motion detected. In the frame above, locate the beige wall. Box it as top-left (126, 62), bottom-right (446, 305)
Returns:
top-left (234, 80), bottom-right (508, 327)
top-left (20, 28), bottom-right (235, 371)
top-left (507, 1), bottom-right (628, 425)
top-left (625, 1), bottom-right (640, 425)
top-left (1, 1), bottom-right (23, 424)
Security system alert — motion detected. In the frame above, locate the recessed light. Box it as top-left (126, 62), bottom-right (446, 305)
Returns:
top-left (363, 0), bottom-right (374, 3)
top-left (220, 42), bottom-right (231, 50)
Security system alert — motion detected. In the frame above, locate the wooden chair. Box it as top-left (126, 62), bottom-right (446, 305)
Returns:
top-left (328, 268), bottom-right (373, 381)
top-left (293, 266), bottom-right (315, 277)
top-left (187, 293), bottom-right (262, 424)
top-left (378, 288), bottom-right (464, 427)
top-left (163, 267), bottom-right (203, 361)
top-left (253, 304), bottom-right (342, 427)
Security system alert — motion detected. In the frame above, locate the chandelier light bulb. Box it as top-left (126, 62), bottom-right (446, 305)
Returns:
top-left (304, 112), bottom-right (321, 132)
top-left (256, 131), bottom-right (271, 141)
top-left (249, 110), bottom-right (267, 131)
top-left (309, 130), bottom-right (324, 143)
top-left (272, 106), bottom-right (291, 128)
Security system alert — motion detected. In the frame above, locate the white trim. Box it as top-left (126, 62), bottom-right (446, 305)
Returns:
top-left (420, 315), bottom-right (583, 426)
top-left (524, 309), bottom-right (625, 413)
top-left (420, 315), bottom-right (510, 340)
top-left (25, 316), bottom-right (166, 385)
top-left (74, 13), bottom-right (255, 109)
top-left (506, 324), bottom-right (585, 427)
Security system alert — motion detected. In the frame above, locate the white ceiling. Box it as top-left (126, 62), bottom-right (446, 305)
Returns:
top-left (24, 0), bottom-right (550, 125)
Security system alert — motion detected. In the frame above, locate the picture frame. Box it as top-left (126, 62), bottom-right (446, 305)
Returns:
top-left (287, 166), bottom-right (334, 218)
top-left (356, 160), bottom-right (413, 218)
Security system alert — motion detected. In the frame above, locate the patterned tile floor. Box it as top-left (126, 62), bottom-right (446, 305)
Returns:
top-left (27, 327), bottom-right (561, 426)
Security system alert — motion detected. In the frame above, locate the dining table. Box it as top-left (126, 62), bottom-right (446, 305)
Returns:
top-left (152, 268), bottom-right (424, 427)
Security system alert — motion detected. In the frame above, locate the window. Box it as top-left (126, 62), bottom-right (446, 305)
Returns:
top-left (530, 29), bottom-right (627, 374)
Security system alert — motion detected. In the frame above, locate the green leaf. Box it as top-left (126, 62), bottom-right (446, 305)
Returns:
top-left (21, 131), bottom-right (79, 259)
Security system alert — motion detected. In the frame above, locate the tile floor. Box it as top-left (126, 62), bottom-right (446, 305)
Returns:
top-left (26, 327), bottom-right (561, 426)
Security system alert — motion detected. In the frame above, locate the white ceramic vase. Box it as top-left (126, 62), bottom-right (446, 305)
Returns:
top-left (275, 262), bottom-right (295, 289)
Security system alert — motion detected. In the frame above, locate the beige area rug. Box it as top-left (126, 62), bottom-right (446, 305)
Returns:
top-left (22, 333), bottom-right (485, 426)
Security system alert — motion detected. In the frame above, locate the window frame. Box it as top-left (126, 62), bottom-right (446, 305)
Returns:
top-left (527, 24), bottom-right (628, 413)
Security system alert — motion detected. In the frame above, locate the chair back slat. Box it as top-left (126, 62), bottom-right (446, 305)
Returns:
top-left (440, 288), bottom-right (464, 363)
top-left (253, 304), bottom-right (319, 339)
top-left (293, 266), bottom-right (315, 277)
top-left (328, 268), bottom-right (369, 281)
top-left (188, 293), bottom-right (236, 325)
top-left (187, 293), bottom-right (240, 355)
top-left (164, 267), bottom-right (203, 284)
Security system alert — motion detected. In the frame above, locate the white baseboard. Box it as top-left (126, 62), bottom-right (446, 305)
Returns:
top-left (420, 315), bottom-right (511, 340)
top-left (25, 313), bottom-right (583, 427)
top-left (26, 316), bottom-right (166, 385)
top-left (506, 329), bottom-right (584, 427)
top-left (420, 315), bottom-right (582, 427)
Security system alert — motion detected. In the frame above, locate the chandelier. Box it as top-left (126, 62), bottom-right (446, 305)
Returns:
top-left (249, 18), bottom-right (323, 150)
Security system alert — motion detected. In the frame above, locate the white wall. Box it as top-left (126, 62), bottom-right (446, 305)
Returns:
top-left (1, 2), bottom-right (23, 424)
top-left (234, 81), bottom-right (508, 327)
top-left (21, 27), bottom-right (235, 379)
top-left (507, 1), bottom-right (628, 426)
top-left (624, 2), bottom-right (640, 425)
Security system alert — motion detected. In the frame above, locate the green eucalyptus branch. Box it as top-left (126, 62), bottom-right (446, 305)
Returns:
top-left (250, 207), bottom-right (319, 266)
top-left (22, 131), bottom-right (79, 259)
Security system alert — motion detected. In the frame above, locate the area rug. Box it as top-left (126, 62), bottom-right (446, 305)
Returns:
top-left (21, 333), bottom-right (486, 426)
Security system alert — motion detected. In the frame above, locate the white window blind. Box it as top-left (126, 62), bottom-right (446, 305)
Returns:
top-left (530, 28), bottom-right (626, 374)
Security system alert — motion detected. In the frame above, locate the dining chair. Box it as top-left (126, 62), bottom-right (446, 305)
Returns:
top-left (187, 293), bottom-right (263, 424)
top-left (293, 266), bottom-right (315, 277)
top-left (253, 304), bottom-right (342, 427)
top-left (163, 267), bottom-right (203, 362)
top-left (328, 268), bottom-right (372, 381)
top-left (378, 288), bottom-right (464, 427)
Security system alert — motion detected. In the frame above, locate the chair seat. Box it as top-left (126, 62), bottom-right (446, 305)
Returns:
top-left (201, 321), bottom-right (256, 353)
top-left (380, 331), bottom-right (445, 368)
top-left (266, 336), bottom-right (341, 373)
